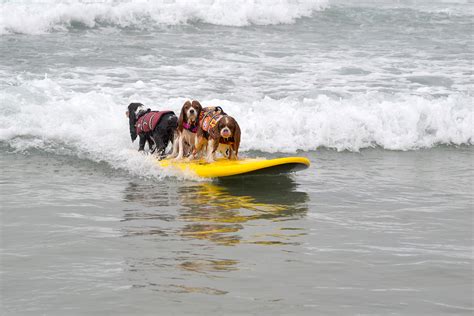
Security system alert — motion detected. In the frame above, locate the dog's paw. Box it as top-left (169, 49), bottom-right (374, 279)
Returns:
top-left (185, 156), bottom-right (198, 162)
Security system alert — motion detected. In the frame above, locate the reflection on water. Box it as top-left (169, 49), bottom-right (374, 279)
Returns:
top-left (122, 176), bottom-right (309, 245)
top-left (122, 181), bottom-right (179, 225)
top-left (179, 176), bottom-right (309, 246)
top-left (121, 176), bottom-right (309, 292)
top-left (178, 259), bottom-right (239, 273)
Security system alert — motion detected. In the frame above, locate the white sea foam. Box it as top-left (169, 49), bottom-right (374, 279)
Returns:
top-left (0, 78), bottom-right (186, 179)
top-left (1, 77), bottom-right (472, 178)
top-left (227, 94), bottom-right (473, 152)
top-left (0, 0), bottom-right (328, 34)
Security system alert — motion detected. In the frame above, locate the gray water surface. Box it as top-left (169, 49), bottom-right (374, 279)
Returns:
top-left (1, 147), bottom-right (472, 315)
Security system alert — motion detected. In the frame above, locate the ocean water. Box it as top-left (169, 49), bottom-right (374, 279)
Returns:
top-left (1, 0), bottom-right (473, 315)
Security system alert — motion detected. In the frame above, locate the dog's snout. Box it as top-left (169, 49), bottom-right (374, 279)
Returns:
top-left (190, 109), bottom-right (195, 114)
top-left (221, 127), bottom-right (232, 138)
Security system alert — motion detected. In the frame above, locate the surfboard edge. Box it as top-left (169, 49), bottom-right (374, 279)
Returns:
top-left (158, 156), bottom-right (310, 178)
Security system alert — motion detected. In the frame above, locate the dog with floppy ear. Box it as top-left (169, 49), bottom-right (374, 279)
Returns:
top-left (171, 100), bottom-right (203, 160)
top-left (206, 115), bottom-right (241, 163)
top-left (126, 102), bottom-right (178, 158)
top-left (194, 109), bottom-right (241, 163)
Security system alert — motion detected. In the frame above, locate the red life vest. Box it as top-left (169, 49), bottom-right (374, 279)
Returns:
top-left (135, 111), bottom-right (173, 134)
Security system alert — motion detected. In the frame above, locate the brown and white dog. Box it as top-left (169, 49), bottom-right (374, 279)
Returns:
top-left (170, 100), bottom-right (203, 160)
top-left (195, 108), bottom-right (241, 163)
top-left (172, 100), bottom-right (241, 162)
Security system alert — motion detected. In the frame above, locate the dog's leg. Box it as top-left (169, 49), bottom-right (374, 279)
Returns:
top-left (211, 140), bottom-right (219, 162)
top-left (206, 139), bottom-right (219, 163)
top-left (201, 140), bottom-right (208, 159)
top-left (146, 134), bottom-right (156, 153)
top-left (164, 114), bottom-right (178, 158)
top-left (229, 149), bottom-right (238, 160)
top-left (226, 145), bottom-right (237, 160)
top-left (193, 136), bottom-right (207, 160)
top-left (183, 139), bottom-right (193, 162)
top-left (183, 134), bottom-right (194, 159)
top-left (153, 135), bottom-right (166, 160)
top-left (167, 131), bottom-right (179, 158)
top-left (218, 144), bottom-right (229, 159)
top-left (174, 134), bottom-right (186, 160)
top-left (138, 135), bottom-right (146, 152)
top-left (192, 137), bottom-right (202, 160)
top-left (153, 122), bottom-right (174, 160)
top-left (205, 139), bottom-right (214, 163)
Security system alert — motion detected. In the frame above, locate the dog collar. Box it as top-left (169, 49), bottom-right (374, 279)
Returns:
top-left (183, 122), bottom-right (198, 133)
top-left (220, 137), bottom-right (234, 145)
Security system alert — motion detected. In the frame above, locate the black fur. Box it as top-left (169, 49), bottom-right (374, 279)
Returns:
top-left (127, 103), bottom-right (178, 158)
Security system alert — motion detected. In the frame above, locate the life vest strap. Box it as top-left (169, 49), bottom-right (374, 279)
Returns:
top-left (183, 122), bottom-right (198, 133)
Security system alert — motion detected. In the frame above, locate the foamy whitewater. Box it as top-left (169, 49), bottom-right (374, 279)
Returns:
top-left (1, 0), bottom-right (473, 177)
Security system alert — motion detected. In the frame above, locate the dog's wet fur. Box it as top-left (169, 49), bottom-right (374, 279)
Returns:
top-left (127, 102), bottom-right (178, 158)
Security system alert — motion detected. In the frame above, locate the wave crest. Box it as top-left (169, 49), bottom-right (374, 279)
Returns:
top-left (225, 94), bottom-right (472, 152)
top-left (1, 77), bottom-right (472, 153)
top-left (0, 0), bottom-right (328, 34)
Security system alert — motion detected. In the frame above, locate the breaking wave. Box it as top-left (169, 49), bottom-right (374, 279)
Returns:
top-left (1, 77), bottom-right (472, 177)
top-left (0, 0), bottom-right (328, 34)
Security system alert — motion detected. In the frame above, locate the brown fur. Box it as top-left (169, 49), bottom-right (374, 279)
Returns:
top-left (170, 100), bottom-right (203, 159)
top-left (177, 100), bottom-right (202, 132)
top-left (197, 113), bottom-right (241, 162)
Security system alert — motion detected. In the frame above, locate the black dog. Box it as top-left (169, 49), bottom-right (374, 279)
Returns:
top-left (126, 103), bottom-right (178, 158)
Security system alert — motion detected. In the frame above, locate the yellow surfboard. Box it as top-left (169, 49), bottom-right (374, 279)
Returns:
top-left (158, 157), bottom-right (310, 178)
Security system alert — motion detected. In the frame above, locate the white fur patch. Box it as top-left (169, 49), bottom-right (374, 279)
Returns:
top-left (134, 105), bottom-right (144, 116)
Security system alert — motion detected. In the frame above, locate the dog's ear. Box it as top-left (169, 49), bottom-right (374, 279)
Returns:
top-left (128, 102), bottom-right (144, 142)
top-left (128, 114), bottom-right (138, 142)
top-left (215, 106), bottom-right (225, 115)
top-left (232, 118), bottom-right (241, 158)
top-left (130, 129), bottom-right (137, 142)
top-left (127, 102), bottom-right (144, 142)
top-left (178, 101), bottom-right (190, 131)
top-left (192, 100), bottom-right (202, 113)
